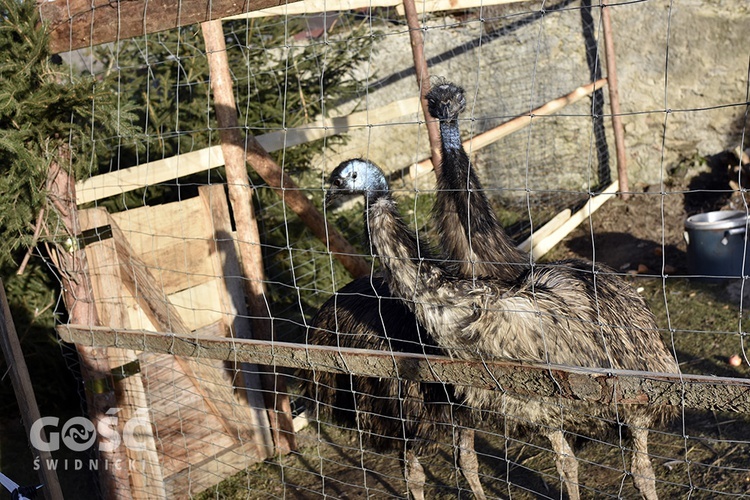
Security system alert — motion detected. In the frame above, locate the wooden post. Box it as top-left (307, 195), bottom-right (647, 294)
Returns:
top-left (0, 280), bottom-right (65, 500)
top-left (600, 1), bottom-right (629, 199)
top-left (45, 156), bottom-right (132, 499)
top-left (201, 19), bottom-right (297, 454)
top-left (402, 0), bottom-right (442, 176)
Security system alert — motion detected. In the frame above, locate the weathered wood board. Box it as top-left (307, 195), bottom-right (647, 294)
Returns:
top-left (77, 185), bottom-right (276, 497)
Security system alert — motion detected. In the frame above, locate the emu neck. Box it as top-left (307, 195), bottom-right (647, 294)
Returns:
top-left (434, 123), bottom-right (526, 280)
top-left (439, 121), bottom-right (462, 152)
top-left (366, 197), bottom-right (440, 305)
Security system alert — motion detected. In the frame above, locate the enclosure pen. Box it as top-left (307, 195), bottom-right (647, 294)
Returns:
top-left (3, 0), bottom-right (742, 497)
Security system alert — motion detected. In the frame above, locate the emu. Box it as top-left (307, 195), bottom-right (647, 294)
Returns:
top-left (302, 84), bottom-right (504, 498)
top-left (325, 158), bottom-right (679, 500)
top-left (303, 276), bottom-right (484, 499)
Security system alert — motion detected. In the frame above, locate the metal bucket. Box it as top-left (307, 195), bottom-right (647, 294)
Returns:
top-left (684, 210), bottom-right (750, 280)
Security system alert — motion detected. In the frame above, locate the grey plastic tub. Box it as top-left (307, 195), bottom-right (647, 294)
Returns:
top-left (684, 210), bottom-right (750, 280)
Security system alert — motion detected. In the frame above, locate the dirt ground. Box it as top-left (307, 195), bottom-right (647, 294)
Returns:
top-left (197, 154), bottom-right (750, 499)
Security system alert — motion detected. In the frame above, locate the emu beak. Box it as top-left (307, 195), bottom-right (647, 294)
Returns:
top-left (324, 188), bottom-right (338, 208)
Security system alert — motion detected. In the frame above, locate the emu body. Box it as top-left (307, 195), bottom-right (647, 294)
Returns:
top-left (304, 276), bottom-right (482, 499)
top-left (326, 157), bottom-right (679, 500)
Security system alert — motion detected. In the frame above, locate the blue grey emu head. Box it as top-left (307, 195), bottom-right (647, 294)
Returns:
top-left (325, 159), bottom-right (389, 206)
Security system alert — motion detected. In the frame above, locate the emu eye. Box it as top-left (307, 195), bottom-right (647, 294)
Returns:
top-left (332, 178), bottom-right (342, 187)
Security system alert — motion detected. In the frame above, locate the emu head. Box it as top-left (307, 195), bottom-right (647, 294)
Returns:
top-left (426, 80), bottom-right (466, 123)
top-left (325, 159), bottom-right (389, 206)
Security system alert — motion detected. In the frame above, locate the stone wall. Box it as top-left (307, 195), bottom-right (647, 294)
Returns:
top-left (320, 0), bottom-right (750, 205)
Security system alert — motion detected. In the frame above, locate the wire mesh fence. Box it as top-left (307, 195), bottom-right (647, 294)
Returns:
top-left (3, 0), bottom-right (748, 498)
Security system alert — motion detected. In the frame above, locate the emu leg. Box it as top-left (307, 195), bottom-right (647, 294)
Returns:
top-left (546, 430), bottom-right (580, 500)
top-left (630, 427), bottom-right (659, 500)
top-left (405, 449), bottom-right (426, 500)
top-left (457, 428), bottom-right (486, 499)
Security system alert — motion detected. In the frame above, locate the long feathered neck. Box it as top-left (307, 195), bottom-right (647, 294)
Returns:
top-left (433, 115), bottom-right (526, 280)
top-left (366, 196), bottom-right (443, 302)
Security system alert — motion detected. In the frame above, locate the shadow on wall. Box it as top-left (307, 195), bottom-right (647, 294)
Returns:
top-left (683, 151), bottom-right (736, 215)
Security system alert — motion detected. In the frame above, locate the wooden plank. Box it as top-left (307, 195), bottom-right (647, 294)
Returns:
top-left (224, 0), bottom-right (531, 19)
top-left (197, 185), bottom-right (273, 452)
top-left (135, 352), bottom-right (240, 478)
top-left (530, 181), bottom-right (619, 260)
top-left (40, 0), bottom-right (305, 54)
top-left (79, 210), bottom-right (167, 499)
top-left (0, 280), bottom-right (65, 500)
top-left (255, 97), bottom-right (420, 153)
top-left (395, 0), bottom-right (527, 15)
top-left (46, 151), bottom-right (133, 500)
top-left (58, 324), bottom-right (750, 413)
top-left (76, 147), bottom-right (223, 206)
top-left (224, 0), bottom-right (399, 19)
top-left (516, 209), bottom-right (572, 254)
top-left (75, 98), bottom-right (419, 205)
top-left (92, 208), bottom-right (269, 452)
top-left (411, 79), bottom-right (609, 178)
top-left (165, 440), bottom-right (265, 498)
top-left (110, 198), bottom-right (216, 296)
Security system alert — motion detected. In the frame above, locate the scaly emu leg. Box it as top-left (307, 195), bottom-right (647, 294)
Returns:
top-left (546, 429), bottom-right (580, 500)
top-left (405, 449), bottom-right (426, 500)
top-left (457, 427), bottom-right (486, 499)
top-left (631, 426), bottom-right (659, 500)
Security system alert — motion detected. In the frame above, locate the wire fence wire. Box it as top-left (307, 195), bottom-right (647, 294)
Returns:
top-left (44, 0), bottom-right (750, 498)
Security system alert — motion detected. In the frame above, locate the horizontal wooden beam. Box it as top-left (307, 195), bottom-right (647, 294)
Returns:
top-left (75, 97), bottom-right (420, 205)
top-left (58, 324), bottom-right (750, 413)
top-left (39, 0), bottom-right (305, 54)
top-left (411, 78), bottom-right (609, 178)
top-left (223, 0), bottom-right (529, 20)
top-left (41, 0), bottom-right (541, 53)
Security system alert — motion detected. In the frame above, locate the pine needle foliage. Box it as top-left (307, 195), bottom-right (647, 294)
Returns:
top-left (0, 0), bottom-right (136, 411)
top-left (92, 16), bottom-right (376, 211)
top-left (0, 0), bottom-right (137, 268)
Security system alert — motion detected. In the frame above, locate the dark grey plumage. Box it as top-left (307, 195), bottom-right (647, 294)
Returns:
top-left (304, 274), bottom-right (454, 449)
top-left (427, 80), bottom-right (526, 281)
top-left (326, 157), bottom-right (679, 500)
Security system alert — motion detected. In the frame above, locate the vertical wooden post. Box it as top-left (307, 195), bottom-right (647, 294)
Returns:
top-left (201, 19), bottom-right (297, 454)
top-left (45, 157), bottom-right (132, 499)
top-left (402, 0), bottom-right (442, 176)
top-left (600, 1), bottom-right (629, 199)
top-left (0, 280), bottom-right (65, 500)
